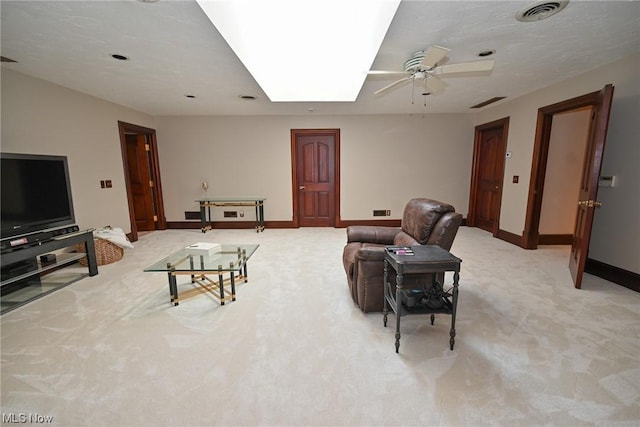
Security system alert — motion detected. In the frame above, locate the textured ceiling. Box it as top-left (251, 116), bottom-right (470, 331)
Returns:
top-left (1, 1), bottom-right (639, 116)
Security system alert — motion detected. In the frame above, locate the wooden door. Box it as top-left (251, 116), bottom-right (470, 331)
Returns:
top-left (291, 130), bottom-right (339, 227)
top-left (125, 134), bottom-right (156, 231)
top-left (118, 121), bottom-right (166, 242)
top-left (570, 84), bottom-right (614, 289)
top-left (468, 118), bottom-right (508, 235)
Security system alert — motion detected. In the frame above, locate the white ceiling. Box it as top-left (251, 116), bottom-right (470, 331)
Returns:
top-left (1, 1), bottom-right (639, 116)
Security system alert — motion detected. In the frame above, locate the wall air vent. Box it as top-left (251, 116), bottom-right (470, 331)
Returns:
top-left (470, 97), bottom-right (507, 109)
top-left (516, 1), bottom-right (569, 22)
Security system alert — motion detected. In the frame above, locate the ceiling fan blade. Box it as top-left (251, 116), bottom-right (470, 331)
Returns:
top-left (368, 70), bottom-right (411, 76)
top-left (437, 59), bottom-right (495, 75)
top-left (420, 45), bottom-right (450, 69)
top-left (374, 76), bottom-right (412, 95)
top-left (425, 75), bottom-right (447, 93)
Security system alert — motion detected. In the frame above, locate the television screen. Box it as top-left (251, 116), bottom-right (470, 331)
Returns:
top-left (1, 153), bottom-right (76, 240)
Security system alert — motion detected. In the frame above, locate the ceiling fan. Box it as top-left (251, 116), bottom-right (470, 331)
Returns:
top-left (369, 45), bottom-right (495, 95)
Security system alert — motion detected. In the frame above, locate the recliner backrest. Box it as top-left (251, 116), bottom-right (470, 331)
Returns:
top-left (426, 211), bottom-right (463, 250)
top-left (400, 198), bottom-right (456, 244)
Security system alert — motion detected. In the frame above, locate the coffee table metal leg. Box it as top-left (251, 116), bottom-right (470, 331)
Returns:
top-left (229, 262), bottom-right (236, 301)
top-left (217, 265), bottom-right (225, 305)
top-left (167, 263), bottom-right (179, 306)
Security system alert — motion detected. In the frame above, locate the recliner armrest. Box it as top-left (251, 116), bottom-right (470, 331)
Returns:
top-left (354, 245), bottom-right (386, 262)
top-left (346, 226), bottom-right (400, 244)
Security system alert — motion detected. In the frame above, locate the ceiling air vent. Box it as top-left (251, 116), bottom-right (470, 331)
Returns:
top-left (1, 56), bottom-right (17, 63)
top-left (516, 1), bottom-right (569, 22)
top-left (470, 97), bottom-right (506, 109)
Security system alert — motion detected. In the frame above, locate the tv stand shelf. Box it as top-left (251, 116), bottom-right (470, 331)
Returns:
top-left (1, 230), bottom-right (98, 313)
top-left (1, 252), bottom-right (88, 286)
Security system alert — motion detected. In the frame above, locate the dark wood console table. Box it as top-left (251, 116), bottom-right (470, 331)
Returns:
top-left (383, 245), bottom-right (461, 353)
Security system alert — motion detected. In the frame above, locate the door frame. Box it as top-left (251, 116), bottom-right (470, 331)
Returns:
top-left (467, 117), bottom-right (509, 236)
top-left (522, 90), bottom-right (604, 249)
top-left (290, 129), bottom-right (341, 227)
top-left (118, 121), bottom-right (167, 242)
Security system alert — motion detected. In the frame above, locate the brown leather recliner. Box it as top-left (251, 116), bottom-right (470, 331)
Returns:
top-left (342, 198), bottom-right (463, 313)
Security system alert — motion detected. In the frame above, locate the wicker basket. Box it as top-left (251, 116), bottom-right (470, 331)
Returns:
top-left (76, 238), bottom-right (124, 266)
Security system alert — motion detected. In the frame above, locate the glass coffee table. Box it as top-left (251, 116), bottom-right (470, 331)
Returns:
top-left (144, 244), bottom-right (259, 306)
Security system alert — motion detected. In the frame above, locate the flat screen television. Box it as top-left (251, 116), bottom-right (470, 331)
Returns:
top-left (1, 152), bottom-right (76, 241)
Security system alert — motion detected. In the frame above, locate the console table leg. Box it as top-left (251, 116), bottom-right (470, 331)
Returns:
top-left (199, 203), bottom-right (207, 233)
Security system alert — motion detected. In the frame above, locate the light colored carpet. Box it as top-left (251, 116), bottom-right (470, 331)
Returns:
top-left (1, 226), bottom-right (639, 426)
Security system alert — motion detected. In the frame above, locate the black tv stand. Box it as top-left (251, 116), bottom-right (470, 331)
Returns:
top-left (1, 229), bottom-right (98, 313)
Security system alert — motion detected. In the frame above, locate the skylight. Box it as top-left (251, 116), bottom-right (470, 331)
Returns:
top-left (196, 0), bottom-right (400, 102)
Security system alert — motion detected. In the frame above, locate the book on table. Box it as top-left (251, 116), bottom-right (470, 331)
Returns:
top-left (385, 246), bottom-right (414, 255)
top-left (185, 242), bottom-right (221, 257)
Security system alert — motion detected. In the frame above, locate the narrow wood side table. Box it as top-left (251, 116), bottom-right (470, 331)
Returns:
top-left (383, 245), bottom-right (462, 353)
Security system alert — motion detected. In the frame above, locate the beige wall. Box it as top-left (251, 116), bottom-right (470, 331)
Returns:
top-left (477, 54), bottom-right (640, 273)
top-left (154, 114), bottom-right (474, 222)
top-left (1, 69), bottom-right (155, 232)
top-left (539, 108), bottom-right (591, 235)
top-left (2, 53), bottom-right (638, 274)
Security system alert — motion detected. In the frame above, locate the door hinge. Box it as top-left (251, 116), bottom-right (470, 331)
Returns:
top-left (145, 143), bottom-right (150, 152)
top-left (149, 180), bottom-right (154, 188)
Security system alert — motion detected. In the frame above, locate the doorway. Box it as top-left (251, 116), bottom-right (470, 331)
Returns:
top-left (537, 106), bottom-right (592, 245)
top-left (467, 117), bottom-right (509, 236)
top-left (523, 85), bottom-right (614, 288)
top-left (118, 121), bottom-right (167, 242)
top-left (290, 129), bottom-right (340, 227)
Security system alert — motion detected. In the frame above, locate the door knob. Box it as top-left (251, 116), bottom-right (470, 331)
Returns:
top-left (299, 185), bottom-right (306, 190)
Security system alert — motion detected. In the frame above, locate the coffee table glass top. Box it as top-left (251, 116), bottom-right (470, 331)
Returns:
top-left (144, 244), bottom-right (259, 273)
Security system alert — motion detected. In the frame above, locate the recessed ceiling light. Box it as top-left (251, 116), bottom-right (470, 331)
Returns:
top-left (111, 54), bottom-right (129, 61)
top-left (478, 50), bottom-right (495, 57)
top-left (196, 0), bottom-right (400, 102)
